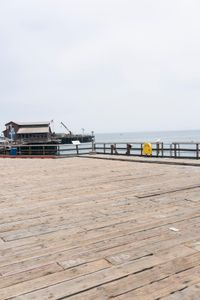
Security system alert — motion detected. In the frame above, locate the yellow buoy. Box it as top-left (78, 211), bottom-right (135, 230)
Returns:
top-left (143, 142), bottom-right (152, 156)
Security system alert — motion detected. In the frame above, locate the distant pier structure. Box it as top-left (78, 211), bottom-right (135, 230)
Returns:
top-left (2, 121), bottom-right (94, 145)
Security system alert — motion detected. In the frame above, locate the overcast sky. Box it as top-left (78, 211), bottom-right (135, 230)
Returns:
top-left (1, 0), bottom-right (200, 134)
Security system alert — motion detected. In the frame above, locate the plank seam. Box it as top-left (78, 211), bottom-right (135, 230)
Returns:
top-left (137, 185), bottom-right (200, 199)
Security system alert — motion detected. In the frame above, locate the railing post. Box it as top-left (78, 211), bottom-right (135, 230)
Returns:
top-left (115, 144), bottom-right (118, 155)
top-left (104, 143), bottom-right (106, 154)
top-left (92, 140), bottom-right (95, 152)
top-left (196, 144), bottom-right (199, 159)
top-left (126, 144), bottom-right (131, 155)
top-left (161, 143), bottom-right (164, 157)
top-left (156, 142), bottom-right (160, 157)
top-left (111, 144), bottom-right (114, 155)
top-left (140, 143), bottom-right (143, 156)
top-left (178, 144), bottom-right (180, 157)
top-left (76, 145), bottom-right (79, 155)
top-left (174, 143), bottom-right (177, 158)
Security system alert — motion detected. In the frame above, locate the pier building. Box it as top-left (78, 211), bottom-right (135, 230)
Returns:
top-left (3, 121), bottom-right (51, 143)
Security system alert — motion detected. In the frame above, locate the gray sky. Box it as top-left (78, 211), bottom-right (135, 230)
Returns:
top-left (1, 0), bottom-right (200, 134)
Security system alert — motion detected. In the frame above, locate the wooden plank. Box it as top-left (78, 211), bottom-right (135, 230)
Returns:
top-left (4, 256), bottom-right (163, 300)
top-left (0, 259), bottom-right (110, 299)
top-left (105, 244), bottom-right (196, 265)
top-left (115, 265), bottom-right (200, 300)
top-left (66, 252), bottom-right (200, 300)
top-left (162, 283), bottom-right (200, 299)
top-left (0, 227), bottom-right (198, 276)
top-left (0, 263), bottom-right (63, 289)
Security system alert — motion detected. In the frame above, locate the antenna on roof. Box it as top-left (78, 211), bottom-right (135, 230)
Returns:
top-left (50, 119), bottom-right (54, 133)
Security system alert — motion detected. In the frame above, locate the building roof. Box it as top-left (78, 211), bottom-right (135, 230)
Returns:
top-left (17, 127), bottom-right (50, 134)
top-left (5, 121), bottom-right (50, 126)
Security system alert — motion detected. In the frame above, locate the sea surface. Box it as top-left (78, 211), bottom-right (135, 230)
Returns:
top-left (95, 130), bottom-right (200, 144)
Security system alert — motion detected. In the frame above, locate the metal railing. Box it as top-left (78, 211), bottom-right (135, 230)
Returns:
top-left (94, 142), bottom-right (200, 159)
top-left (0, 142), bottom-right (94, 157)
top-left (1, 141), bottom-right (199, 159)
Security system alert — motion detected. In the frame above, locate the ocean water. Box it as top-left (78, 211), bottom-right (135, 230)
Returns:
top-left (95, 130), bottom-right (200, 144)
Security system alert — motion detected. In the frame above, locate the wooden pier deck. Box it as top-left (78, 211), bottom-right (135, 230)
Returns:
top-left (0, 156), bottom-right (200, 299)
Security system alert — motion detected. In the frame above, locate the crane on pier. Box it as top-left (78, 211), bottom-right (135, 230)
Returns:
top-left (60, 122), bottom-right (72, 135)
